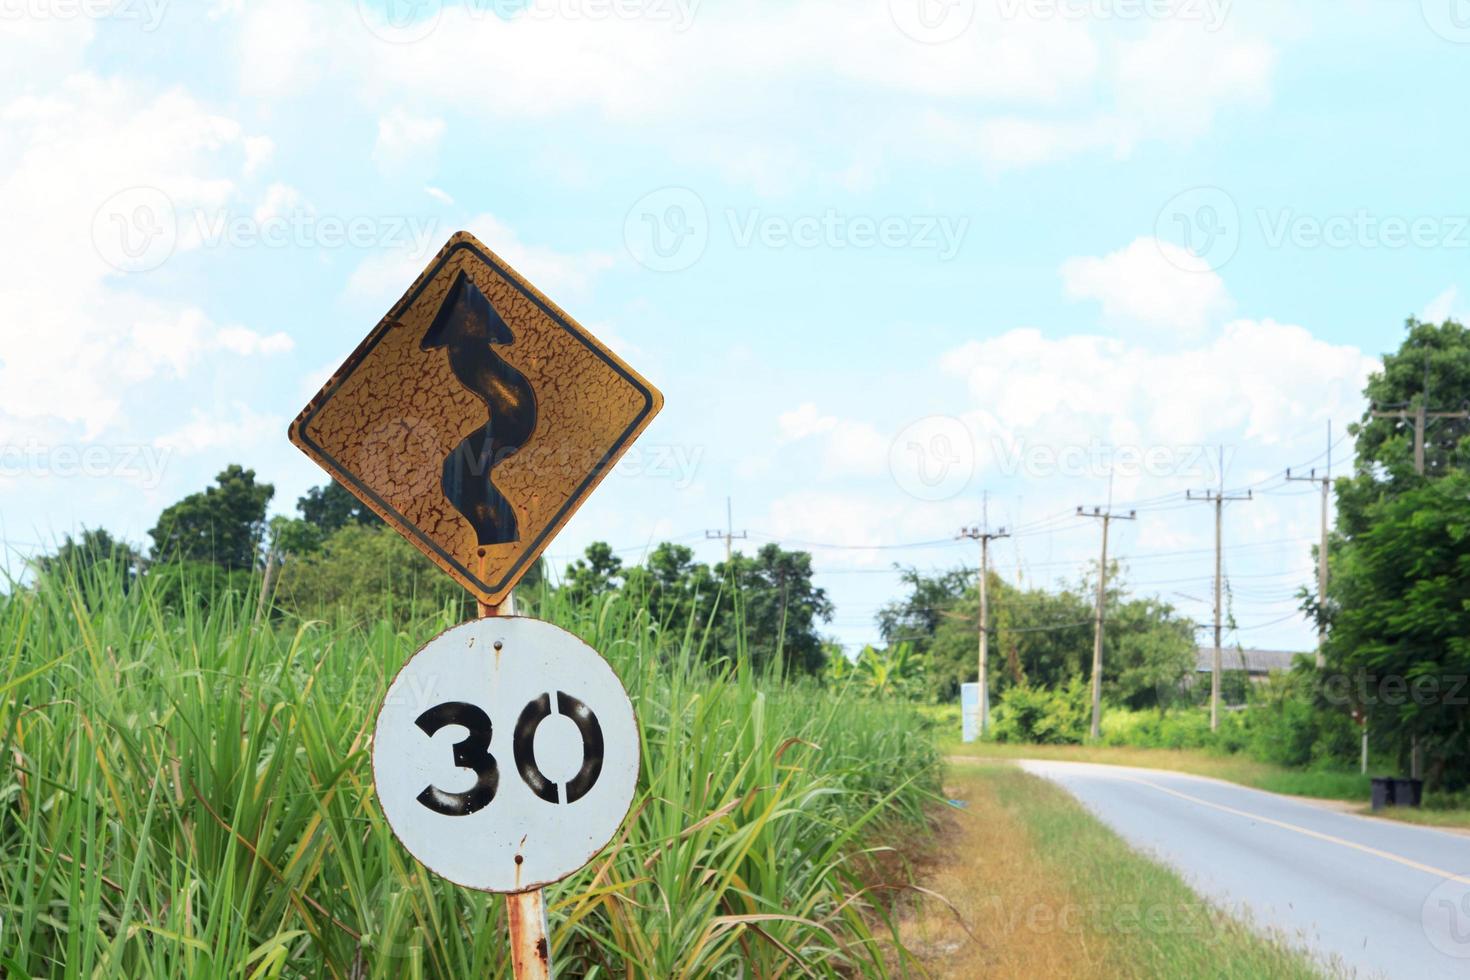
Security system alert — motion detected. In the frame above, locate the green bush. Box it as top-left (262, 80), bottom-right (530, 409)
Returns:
top-left (1093, 677), bottom-right (1360, 772)
top-left (991, 677), bottom-right (1090, 744)
top-left (1240, 697), bottom-right (1359, 770)
top-left (1100, 707), bottom-right (1217, 750)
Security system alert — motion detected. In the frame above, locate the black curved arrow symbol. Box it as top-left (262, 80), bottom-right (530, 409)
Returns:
top-left (420, 271), bottom-right (538, 547)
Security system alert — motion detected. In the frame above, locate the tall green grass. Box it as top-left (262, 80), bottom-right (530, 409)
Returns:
top-left (0, 565), bottom-right (938, 978)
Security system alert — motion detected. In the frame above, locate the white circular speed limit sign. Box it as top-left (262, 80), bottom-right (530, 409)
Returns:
top-left (373, 617), bottom-right (640, 893)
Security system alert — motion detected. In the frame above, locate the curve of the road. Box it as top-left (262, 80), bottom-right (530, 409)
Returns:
top-left (1013, 759), bottom-right (1470, 980)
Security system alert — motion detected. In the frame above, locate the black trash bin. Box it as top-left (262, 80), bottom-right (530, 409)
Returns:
top-left (1393, 778), bottom-right (1424, 808)
top-left (1371, 777), bottom-right (1394, 811)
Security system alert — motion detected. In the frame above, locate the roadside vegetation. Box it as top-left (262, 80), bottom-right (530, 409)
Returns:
top-left (0, 559), bottom-right (938, 977)
top-left (890, 321), bottom-right (1470, 827)
top-left (902, 764), bottom-right (1334, 979)
top-left (947, 741), bottom-right (1369, 802)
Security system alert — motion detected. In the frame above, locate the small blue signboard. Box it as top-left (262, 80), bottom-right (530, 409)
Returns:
top-left (961, 683), bottom-right (980, 743)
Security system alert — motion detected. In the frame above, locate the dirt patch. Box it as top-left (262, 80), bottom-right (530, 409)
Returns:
top-left (894, 771), bottom-right (1107, 979)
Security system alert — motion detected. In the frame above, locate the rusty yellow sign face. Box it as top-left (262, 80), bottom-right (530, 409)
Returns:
top-left (289, 230), bottom-right (663, 607)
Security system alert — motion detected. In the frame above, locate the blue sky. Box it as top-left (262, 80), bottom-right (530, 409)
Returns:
top-left (3, 0), bottom-right (1468, 654)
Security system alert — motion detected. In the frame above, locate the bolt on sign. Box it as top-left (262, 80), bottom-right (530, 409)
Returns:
top-left (289, 230), bottom-right (664, 607)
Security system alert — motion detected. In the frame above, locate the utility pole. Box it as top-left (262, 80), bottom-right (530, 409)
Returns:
top-left (1371, 402), bottom-right (1470, 476)
top-left (1286, 421), bottom-right (1333, 669)
top-left (705, 497), bottom-right (748, 564)
top-left (958, 517), bottom-right (1009, 737)
top-left (1189, 460), bottom-right (1252, 732)
top-left (1076, 505), bottom-right (1136, 740)
top-left (1371, 379), bottom-right (1470, 781)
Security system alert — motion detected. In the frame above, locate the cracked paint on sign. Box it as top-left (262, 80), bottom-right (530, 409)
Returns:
top-left (289, 230), bottom-right (664, 606)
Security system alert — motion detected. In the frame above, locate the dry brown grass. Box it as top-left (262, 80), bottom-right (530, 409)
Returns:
top-left (897, 769), bottom-right (1107, 978)
top-left (897, 763), bottom-right (1329, 980)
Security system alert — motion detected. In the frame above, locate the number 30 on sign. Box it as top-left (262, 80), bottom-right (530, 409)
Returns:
top-left (373, 617), bottom-right (640, 893)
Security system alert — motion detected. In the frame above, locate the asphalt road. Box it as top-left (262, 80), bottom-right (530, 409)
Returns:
top-left (1017, 760), bottom-right (1470, 980)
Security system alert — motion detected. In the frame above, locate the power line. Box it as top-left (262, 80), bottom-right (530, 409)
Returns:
top-left (746, 532), bottom-right (963, 551)
top-left (1188, 450), bottom-right (1253, 733)
top-left (704, 497), bottom-right (748, 564)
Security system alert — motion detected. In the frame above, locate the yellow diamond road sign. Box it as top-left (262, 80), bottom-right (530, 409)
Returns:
top-left (289, 230), bottom-right (664, 607)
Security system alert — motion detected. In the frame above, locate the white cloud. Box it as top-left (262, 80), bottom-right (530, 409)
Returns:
top-left (1421, 286), bottom-right (1463, 325)
top-left (776, 403), bottom-right (887, 476)
top-left (224, 0), bottom-right (1268, 185)
top-left (911, 18), bottom-right (1276, 171)
top-left (236, 0), bottom-right (325, 100)
top-left (0, 65), bottom-right (288, 438)
top-left (1061, 237), bottom-right (1231, 337)
top-left (778, 403), bottom-right (838, 442)
top-left (235, 1), bottom-right (1099, 119)
top-left (0, 14), bottom-right (97, 96)
top-left (345, 212), bottom-right (613, 308)
top-left (1113, 20), bottom-right (1276, 142)
top-left (766, 491), bottom-right (899, 560)
top-left (425, 186), bottom-right (455, 205)
top-left (215, 326), bottom-right (294, 356)
top-left (372, 108), bottom-right (446, 176)
top-left (916, 111), bottom-right (1126, 172)
top-left (153, 403), bottom-right (281, 454)
top-left (940, 320), bottom-right (1377, 456)
top-left (242, 135), bottom-right (275, 176)
top-left (299, 359), bottom-right (341, 400)
top-left (252, 182), bottom-right (305, 224)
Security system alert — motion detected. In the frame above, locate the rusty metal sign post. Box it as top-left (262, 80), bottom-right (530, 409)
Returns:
top-left (290, 230), bottom-right (663, 977)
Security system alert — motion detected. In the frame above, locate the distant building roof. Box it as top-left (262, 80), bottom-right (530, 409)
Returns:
top-left (1195, 647), bottom-right (1301, 675)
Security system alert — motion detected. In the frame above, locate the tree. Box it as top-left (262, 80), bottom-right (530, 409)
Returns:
top-left (722, 544), bottom-right (834, 675)
top-left (622, 542), bottom-right (719, 630)
top-left (1324, 319), bottom-right (1470, 783)
top-left (877, 566), bottom-right (973, 656)
top-left (1104, 594), bottom-right (1198, 710)
top-left (297, 480), bottom-right (383, 536)
top-left (1324, 472), bottom-right (1470, 784)
top-left (149, 465), bottom-right (274, 571)
top-left (1349, 319), bottom-right (1470, 476)
top-left (274, 523), bottom-right (470, 624)
top-left (32, 528), bottom-right (142, 594)
top-left (562, 542), bottom-right (625, 605)
top-left (1335, 318), bottom-right (1470, 541)
top-left (557, 541), bottom-right (831, 676)
top-left (886, 568), bottom-right (1094, 701)
top-left (882, 564), bottom-right (1194, 704)
top-left (267, 515), bottom-right (323, 559)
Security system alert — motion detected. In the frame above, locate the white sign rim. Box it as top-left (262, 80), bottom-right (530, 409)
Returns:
top-left (371, 615), bottom-right (641, 894)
